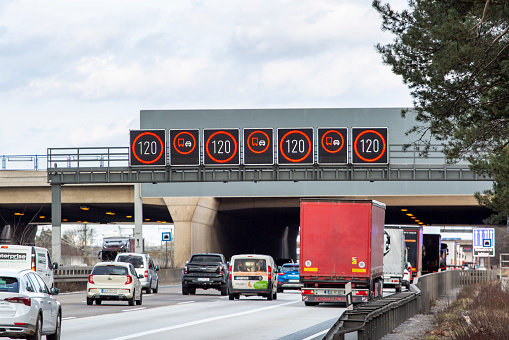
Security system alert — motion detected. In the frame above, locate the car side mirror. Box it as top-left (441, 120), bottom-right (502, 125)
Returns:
top-left (50, 287), bottom-right (60, 295)
top-left (52, 262), bottom-right (58, 270)
top-left (155, 266), bottom-right (160, 271)
top-left (138, 274), bottom-right (144, 279)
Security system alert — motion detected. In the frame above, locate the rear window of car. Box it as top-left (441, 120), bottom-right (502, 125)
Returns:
top-left (0, 277), bottom-right (19, 292)
top-left (190, 255), bottom-right (222, 263)
top-left (280, 265), bottom-right (299, 272)
top-left (116, 255), bottom-right (144, 268)
top-left (92, 266), bottom-right (129, 275)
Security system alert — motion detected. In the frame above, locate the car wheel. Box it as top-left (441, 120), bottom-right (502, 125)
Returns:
top-left (277, 286), bottom-right (282, 293)
top-left (273, 290), bottom-right (277, 300)
top-left (234, 294), bottom-right (240, 299)
top-left (220, 283), bottom-right (228, 296)
top-left (153, 281), bottom-right (159, 294)
top-left (136, 291), bottom-right (143, 305)
top-left (229, 293), bottom-right (234, 300)
top-left (47, 310), bottom-right (61, 340)
top-left (128, 292), bottom-right (135, 306)
top-left (27, 314), bottom-right (41, 340)
top-left (86, 297), bottom-right (93, 305)
top-left (182, 285), bottom-right (189, 295)
top-left (267, 289), bottom-right (273, 300)
top-left (146, 286), bottom-right (152, 294)
top-left (95, 299), bottom-right (102, 305)
top-left (190, 288), bottom-right (196, 295)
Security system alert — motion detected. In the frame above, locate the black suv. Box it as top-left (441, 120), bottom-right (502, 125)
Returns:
top-left (182, 253), bottom-right (229, 295)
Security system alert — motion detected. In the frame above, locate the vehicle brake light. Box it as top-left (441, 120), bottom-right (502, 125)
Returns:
top-left (229, 265), bottom-right (232, 280)
top-left (31, 249), bottom-right (36, 272)
top-left (1, 246), bottom-right (8, 248)
top-left (268, 266), bottom-right (271, 281)
top-left (184, 265), bottom-right (188, 275)
top-left (88, 274), bottom-right (94, 284)
top-left (301, 289), bottom-right (314, 295)
top-left (125, 275), bottom-right (133, 285)
top-left (5, 297), bottom-right (31, 306)
top-left (355, 291), bottom-right (369, 296)
top-left (144, 270), bottom-right (148, 278)
top-left (278, 272), bottom-right (285, 276)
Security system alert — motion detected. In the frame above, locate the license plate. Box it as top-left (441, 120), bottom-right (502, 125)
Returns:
top-left (235, 276), bottom-right (249, 280)
top-left (102, 289), bottom-right (117, 293)
top-left (197, 278), bottom-right (210, 282)
top-left (289, 279), bottom-right (299, 283)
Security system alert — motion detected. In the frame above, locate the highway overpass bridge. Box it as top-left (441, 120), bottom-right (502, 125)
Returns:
top-left (0, 108), bottom-right (495, 266)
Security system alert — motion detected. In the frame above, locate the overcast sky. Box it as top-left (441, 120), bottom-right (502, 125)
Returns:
top-left (0, 0), bottom-right (412, 156)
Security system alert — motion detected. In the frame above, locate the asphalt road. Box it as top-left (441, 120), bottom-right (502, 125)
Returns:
top-left (55, 285), bottom-right (346, 340)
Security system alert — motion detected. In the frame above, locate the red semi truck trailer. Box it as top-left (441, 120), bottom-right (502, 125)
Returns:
top-left (300, 199), bottom-right (386, 306)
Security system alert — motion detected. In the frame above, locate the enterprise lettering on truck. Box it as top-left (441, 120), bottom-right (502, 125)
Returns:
top-left (0, 253), bottom-right (27, 261)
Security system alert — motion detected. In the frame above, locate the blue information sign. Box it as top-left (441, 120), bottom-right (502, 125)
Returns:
top-left (162, 232), bottom-right (172, 242)
top-left (472, 228), bottom-right (494, 257)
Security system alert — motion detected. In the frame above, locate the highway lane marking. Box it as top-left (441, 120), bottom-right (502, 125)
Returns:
top-left (302, 329), bottom-right (328, 340)
top-left (62, 317), bottom-right (77, 321)
top-left (177, 301), bottom-right (195, 305)
top-left (109, 300), bottom-right (300, 340)
top-left (122, 307), bottom-right (147, 312)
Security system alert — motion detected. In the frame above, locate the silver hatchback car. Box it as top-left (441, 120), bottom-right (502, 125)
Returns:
top-left (0, 268), bottom-right (61, 340)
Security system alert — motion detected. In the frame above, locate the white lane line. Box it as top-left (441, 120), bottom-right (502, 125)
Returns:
top-left (177, 301), bottom-right (195, 305)
top-left (302, 329), bottom-right (328, 340)
top-left (62, 317), bottom-right (77, 321)
top-left (122, 307), bottom-right (147, 312)
top-left (109, 300), bottom-right (299, 340)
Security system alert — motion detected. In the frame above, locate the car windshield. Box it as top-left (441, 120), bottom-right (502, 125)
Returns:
top-left (234, 259), bottom-right (266, 272)
top-left (117, 255), bottom-right (144, 268)
top-left (190, 255), bottom-right (222, 263)
top-left (280, 265), bottom-right (299, 272)
top-left (92, 266), bottom-right (129, 275)
top-left (0, 277), bottom-right (18, 292)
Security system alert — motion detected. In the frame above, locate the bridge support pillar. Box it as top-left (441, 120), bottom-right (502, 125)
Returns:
top-left (51, 184), bottom-right (61, 265)
top-left (163, 197), bottom-right (219, 267)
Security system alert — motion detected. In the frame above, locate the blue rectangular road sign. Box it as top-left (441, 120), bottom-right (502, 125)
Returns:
top-left (472, 228), bottom-right (495, 257)
top-left (162, 232), bottom-right (172, 242)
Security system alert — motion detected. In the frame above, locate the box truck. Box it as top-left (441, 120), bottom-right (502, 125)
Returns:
top-left (300, 199), bottom-right (385, 306)
top-left (422, 234), bottom-right (442, 274)
top-left (383, 228), bottom-right (406, 292)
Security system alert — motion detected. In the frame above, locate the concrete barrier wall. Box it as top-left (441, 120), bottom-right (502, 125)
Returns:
top-left (157, 268), bottom-right (182, 286)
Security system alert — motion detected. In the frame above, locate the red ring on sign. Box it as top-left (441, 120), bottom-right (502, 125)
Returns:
top-left (321, 130), bottom-right (344, 154)
top-left (173, 131), bottom-right (196, 155)
top-left (353, 130), bottom-right (386, 162)
top-left (247, 130), bottom-right (270, 154)
top-left (206, 131), bottom-right (238, 163)
top-left (132, 131), bottom-right (164, 164)
top-left (279, 130), bottom-right (312, 163)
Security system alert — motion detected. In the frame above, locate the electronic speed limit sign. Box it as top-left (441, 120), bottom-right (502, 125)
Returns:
top-left (277, 128), bottom-right (314, 164)
top-left (351, 127), bottom-right (388, 164)
top-left (204, 129), bottom-right (240, 165)
top-left (130, 129), bottom-right (166, 166)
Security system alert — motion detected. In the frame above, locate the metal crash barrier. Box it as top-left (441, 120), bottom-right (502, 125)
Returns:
top-left (324, 269), bottom-right (498, 340)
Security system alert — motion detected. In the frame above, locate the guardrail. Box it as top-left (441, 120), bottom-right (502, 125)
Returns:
top-left (324, 269), bottom-right (498, 340)
top-left (54, 266), bottom-right (93, 283)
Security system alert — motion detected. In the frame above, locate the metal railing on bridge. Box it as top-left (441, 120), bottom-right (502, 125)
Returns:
top-left (42, 144), bottom-right (491, 184)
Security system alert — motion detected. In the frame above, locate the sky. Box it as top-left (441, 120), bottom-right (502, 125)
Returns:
top-left (0, 0), bottom-right (412, 157)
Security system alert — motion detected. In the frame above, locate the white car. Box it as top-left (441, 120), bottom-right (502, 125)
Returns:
top-left (402, 262), bottom-right (412, 290)
top-left (114, 253), bottom-right (159, 293)
top-left (0, 268), bottom-right (61, 340)
top-left (87, 262), bottom-right (142, 306)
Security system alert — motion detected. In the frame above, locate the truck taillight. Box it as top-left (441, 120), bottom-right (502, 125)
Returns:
top-left (5, 297), bottom-right (31, 306)
top-left (125, 275), bottom-right (133, 285)
top-left (88, 274), bottom-right (94, 284)
top-left (184, 265), bottom-right (188, 275)
top-left (229, 265), bottom-right (232, 280)
top-left (301, 289), bottom-right (314, 295)
top-left (144, 270), bottom-right (148, 278)
top-left (355, 291), bottom-right (369, 296)
top-left (219, 266), bottom-right (224, 275)
top-left (268, 266), bottom-right (271, 281)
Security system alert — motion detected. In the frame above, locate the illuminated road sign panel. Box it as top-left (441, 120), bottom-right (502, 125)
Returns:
top-left (352, 127), bottom-right (388, 164)
top-left (130, 129), bottom-right (166, 166)
top-left (204, 129), bottom-right (240, 165)
top-left (169, 129), bottom-right (199, 166)
top-left (473, 228), bottom-right (495, 257)
top-left (277, 128), bottom-right (314, 164)
top-left (318, 128), bottom-right (348, 164)
top-left (243, 128), bottom-right (273, 165)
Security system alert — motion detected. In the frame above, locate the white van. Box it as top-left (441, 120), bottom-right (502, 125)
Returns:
top-left (228, 254), bottom-right (278, 300)
top-left (0, 245), bottom-right (58, 288)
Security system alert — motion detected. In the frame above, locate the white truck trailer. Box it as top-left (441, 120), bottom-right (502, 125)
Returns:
top-left (383, 228), bottom-right (406, 292)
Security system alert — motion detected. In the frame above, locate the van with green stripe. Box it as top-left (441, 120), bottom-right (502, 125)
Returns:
top-left (228, 254), bottom-right (277, 301)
